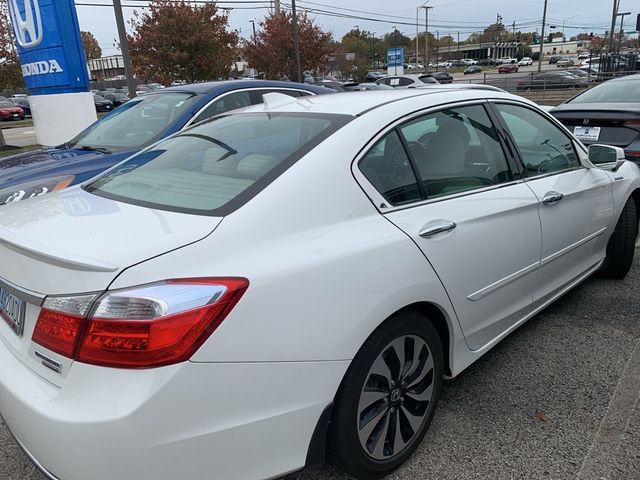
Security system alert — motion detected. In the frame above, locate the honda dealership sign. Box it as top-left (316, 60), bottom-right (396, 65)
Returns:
top-left (8, 0), bottom-right (89, 95)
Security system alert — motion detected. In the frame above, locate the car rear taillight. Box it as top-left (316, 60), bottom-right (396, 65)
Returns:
top-left (623, 120), bottom-right (640, 126)
top-left (32, 278), bottom-right (249, 368)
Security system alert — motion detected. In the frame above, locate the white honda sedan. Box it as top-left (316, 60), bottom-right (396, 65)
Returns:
top-left (0, 88), bottom-right (638, 480)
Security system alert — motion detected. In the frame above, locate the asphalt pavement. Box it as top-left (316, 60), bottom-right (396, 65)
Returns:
top-left (1, 247), bottom-right (639, 480)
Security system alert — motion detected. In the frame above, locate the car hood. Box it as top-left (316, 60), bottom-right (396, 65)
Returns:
top-left (0, 186), bottom-right (221, 294)
top-left (0, 147), bottom-right (134, 191)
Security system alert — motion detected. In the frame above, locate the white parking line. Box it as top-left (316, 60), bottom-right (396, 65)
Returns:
top-left (577, 339), bottom-right (640, 479)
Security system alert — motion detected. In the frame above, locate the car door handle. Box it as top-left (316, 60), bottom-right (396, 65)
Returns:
top-left (542, 192), bottom-right (564, 205)
top-left (419, 221), bottom-right (457, 238)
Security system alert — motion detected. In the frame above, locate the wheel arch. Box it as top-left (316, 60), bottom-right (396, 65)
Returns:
top-left (399, 301), bottom-right (453, 377)
top-left (304, 300), bottom-right (454, 470)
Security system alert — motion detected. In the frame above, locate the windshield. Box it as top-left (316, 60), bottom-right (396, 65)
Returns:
top-left (0, 101), bottom-right (15, 108)
top-left (68, 92), bottom-right (198, 151)
top-left (85, 112), bottom-right (350, 215)
top-left (569, 79), bottom-right (640, 103)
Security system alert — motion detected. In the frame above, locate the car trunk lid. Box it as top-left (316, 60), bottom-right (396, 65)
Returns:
top-left (0, 186), bottom-right (221, 386)
top-left (552, 103), bottom-right (640, 148)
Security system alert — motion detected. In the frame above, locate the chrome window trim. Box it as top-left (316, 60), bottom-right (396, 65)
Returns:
top-left (182, 87), bottom-right (316, 129)
top-left (351, 98), bottom-right (519, 213)
top-left (0, 275), bottom-right (45, 306)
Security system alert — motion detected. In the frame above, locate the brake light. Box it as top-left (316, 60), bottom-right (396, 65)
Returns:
top-left (626, 151), bottom-right (640, 157)
top-left (32, 278), bottom-right (249, 368)
top-left (623, 120), bottom-right (640, 126)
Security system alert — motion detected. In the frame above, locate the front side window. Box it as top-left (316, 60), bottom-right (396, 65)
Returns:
top-left (495, 104), bottom-right (580, 176)
top-left (86, 113), bottom-right (349, 215)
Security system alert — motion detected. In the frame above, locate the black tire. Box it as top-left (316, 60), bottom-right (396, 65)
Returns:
top-left (328, 311), bottom-right (443, 479)
top-left (600, 196), bottom-right (638, 279)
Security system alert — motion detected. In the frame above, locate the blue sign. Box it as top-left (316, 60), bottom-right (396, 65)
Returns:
top-left (387, 48), bottom-right (404, 68)
top-left (8, 0), bottom-right (89, 95)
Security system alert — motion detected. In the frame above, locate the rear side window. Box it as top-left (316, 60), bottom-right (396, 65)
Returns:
top-left (86, 113), bottom-right (349, 215)
top-left (359, 131), bottom-right (422, 206)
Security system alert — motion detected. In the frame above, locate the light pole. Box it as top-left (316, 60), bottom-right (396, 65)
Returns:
top-left (113, 0), bottom-right (136, 98)
top-left (393, 26), bottom-right (399, 75)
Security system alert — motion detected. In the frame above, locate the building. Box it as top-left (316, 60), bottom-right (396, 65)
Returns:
top-left (87, 55), bottom-right (125, 80)
top-left (539, 37), bottom-right (591, 57)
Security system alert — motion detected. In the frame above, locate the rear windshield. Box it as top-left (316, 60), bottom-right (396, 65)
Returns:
top-left (569, 79), bottom-right (640, 103)
top-left (85, 112), bottom-right (350, 215)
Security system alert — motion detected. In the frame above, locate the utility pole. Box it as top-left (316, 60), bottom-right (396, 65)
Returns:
top-left (608, 0), bottom-right (619, 53)
top-left (113, 0), bottom-right (137, 97)
top-left (249, 20), bottom-right (257, 48)
top-left (537, 0), bottom-right (548, 72)
top-left (291, 0), bottom-right (301, 82)
top-left (274, 0), bottom-right (280, 14)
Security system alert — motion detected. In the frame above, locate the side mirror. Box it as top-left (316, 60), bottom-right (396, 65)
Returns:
top-left (588, 144), bottom-right (626, 171)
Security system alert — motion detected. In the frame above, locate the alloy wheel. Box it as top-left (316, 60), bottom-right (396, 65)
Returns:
top-left (356, 334), bottom-right (434, 460)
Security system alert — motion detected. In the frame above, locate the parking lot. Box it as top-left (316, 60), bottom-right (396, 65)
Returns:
top-left (1, 247), bottom-right (639, 480)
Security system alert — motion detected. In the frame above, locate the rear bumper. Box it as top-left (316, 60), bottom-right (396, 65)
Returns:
top-left (0, 338), bottom-right (348, 480)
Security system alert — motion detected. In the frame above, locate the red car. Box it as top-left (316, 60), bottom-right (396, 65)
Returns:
top-left (0, 100), bottom-right (25, 121)
top-left (498, 63), bottom-right (519, 74)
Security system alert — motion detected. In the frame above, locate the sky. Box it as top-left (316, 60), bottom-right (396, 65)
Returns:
top-left (74, 0), bottom-right (639, 57)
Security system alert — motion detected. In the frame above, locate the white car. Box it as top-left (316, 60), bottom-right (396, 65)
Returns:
top-left (518, 57), bottom-right (533, 66)
top-left (500, 57), bottom-right (518, 64)
top-left (0, 88), bottom-right (639, 480)
top-left (375, 74), bottom-right (439, 88)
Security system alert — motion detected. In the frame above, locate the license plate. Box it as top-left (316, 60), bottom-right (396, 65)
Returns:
top-left (0, 287), bottom-right (25, 336)
top-left (574, 126), bottom-right (601, 142)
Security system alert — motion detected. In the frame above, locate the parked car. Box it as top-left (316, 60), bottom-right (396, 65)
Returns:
top-left (9, 97), bottom-right (30, 117)
top-left (375, 74), bottom-right (439, 88)
top-left (578, 52), bottom-right (591, 60)
top-left (498, 63), bottom-right (519, 73)
top-left (343, 82), bottom-right (395, 91)
top-left (478, 58), bottom-right (499, 66)
top-left (548, 55), bottom-right (562, 64)
top-left (550, 73), bottom-right (640, 162)
top-left (0, 80), bottom-right (333, 205)
top-left (557, 57), bottom-right (575, 67)
top-left (518, 57), bottom-right (533, 66)
top-left (100, 91), bottom-right (130, 108)
top-left (93, 94), bottom-right (114, 112)
top-left (0, 100), bottom-right (24, 121)
top-left (462, 59), bottom-right (478, 65)
top-left (365, 71), bottom-right (386, 82)
top-left (500, 57), bottom-right (517, 64)
top-left (517, 71), bottom-right (588, 90)
top-left (427, 71), bottom-right (453, 83)
top-left (0, 87), bottom-right (638, 480)
top-left (464, 65), bottom-right (482, 75)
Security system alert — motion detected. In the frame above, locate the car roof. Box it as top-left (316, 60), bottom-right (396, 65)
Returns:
top-left (152, 79), bottom-right (332, 95)
top-left (241, 86), bottom-right (519, 116)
